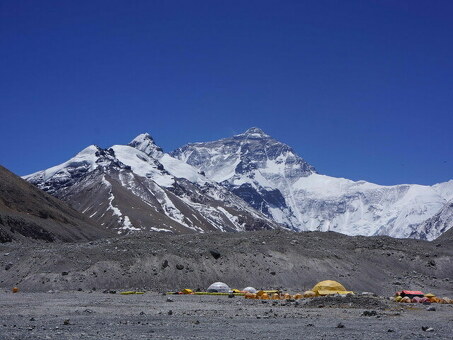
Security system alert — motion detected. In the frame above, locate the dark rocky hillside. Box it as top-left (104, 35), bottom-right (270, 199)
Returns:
top-left (0, 165), bottom-right (112, 242)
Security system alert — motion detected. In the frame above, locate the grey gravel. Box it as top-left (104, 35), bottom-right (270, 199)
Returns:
top-left (1, 291), bottom-right (453, 339)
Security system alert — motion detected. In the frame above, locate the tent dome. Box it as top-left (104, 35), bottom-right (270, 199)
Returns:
top-left (303, 290), bottom-right (316, 298)
top-left (311, 280), bottom-right (349, 296)
top-left (243, 287), bottom-right (257, 294)
top-left (207, 282), bottom-right (231, 293)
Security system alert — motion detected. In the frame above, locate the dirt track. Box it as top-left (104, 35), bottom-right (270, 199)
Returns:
top-left (1, 291), bottom-right (452, 340)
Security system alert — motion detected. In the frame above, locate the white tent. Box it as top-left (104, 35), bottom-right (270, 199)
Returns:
top-left (242, 287), bottom-right (257, 294)
top-left (207, 282), bottom-right (231, 293)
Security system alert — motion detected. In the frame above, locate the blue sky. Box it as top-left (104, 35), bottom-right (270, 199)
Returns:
top-left (1, 0), bottom-right (452, 185)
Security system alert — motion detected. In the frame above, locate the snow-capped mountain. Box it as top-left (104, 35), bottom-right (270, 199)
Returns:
top-left (414, 201), bottom-right (453, 240)
top-left (24, 128), bottom-right (453, 240)
top-left (172, 127), bottom-right (316, 229)
top-left (25, 134), bottom-right (281, 234)
top-left (172, 128), bottom-right (453, 240)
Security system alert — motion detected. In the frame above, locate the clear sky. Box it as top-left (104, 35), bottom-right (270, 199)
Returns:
top-left (1, 0), bottom-right (452, 185)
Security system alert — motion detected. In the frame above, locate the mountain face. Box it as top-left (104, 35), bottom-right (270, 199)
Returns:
top-left (25, 134), bottom-right (281, 235)
top-left (172, 128), bottom-right (453, 240)
top-left (172, 128), bottom-right (316, 229)
top-left (0, 165), bottom-right (112, 242)
top-left (417, 201), bottom-right (453, 241)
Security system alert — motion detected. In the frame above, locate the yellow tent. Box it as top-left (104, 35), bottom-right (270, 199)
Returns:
top-left (271, 293), bottom-right (280, 300)
top-left (311, 280), bottom-right (353, 296)
top-left (260, 293), bottom-right (270, 300)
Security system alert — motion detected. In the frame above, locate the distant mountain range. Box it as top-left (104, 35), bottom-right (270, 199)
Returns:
top-left (24, 128), bottom-right (453, 240)
top-left (24, 133), bottom-right (280, 235)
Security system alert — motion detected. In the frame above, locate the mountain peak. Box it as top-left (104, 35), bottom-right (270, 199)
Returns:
top-left (130, 132), bottom-right (154, 144)
top-left (129, 133), bottom-right (163, 158)
top-left (241, 127), bottom-right (269, 137)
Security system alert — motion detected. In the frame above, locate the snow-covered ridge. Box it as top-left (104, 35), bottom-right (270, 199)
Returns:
top-left (172, 127), bottom-right (453, 240)
top-left (24, 145), bottom-right (130, 193)
top-left (24, 128), bottom-right (453, 240)
top-left (25, 145), bottom-right (100, 183)
top-left (24, 131), bottom-right (281, 235)
top-left (25, 134), bottom-right (208, 191)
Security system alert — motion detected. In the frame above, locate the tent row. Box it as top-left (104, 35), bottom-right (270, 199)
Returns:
top-left (244, 280), bottom-right (352, 300)
top-left (172, 281), bottom-right (453, 304)
top-left (394, 291), bottom-right (453, 304)
top-left (173, 280), bottom-right (353, 298)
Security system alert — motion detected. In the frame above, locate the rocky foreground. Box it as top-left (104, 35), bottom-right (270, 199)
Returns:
top-left (1, 291), bottom-right (452, 339)
top-left (1, 230), bottom-right (452, 296)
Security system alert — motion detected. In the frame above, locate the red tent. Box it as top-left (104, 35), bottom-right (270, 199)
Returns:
top-left (397, 290), bottom-right (424, 299)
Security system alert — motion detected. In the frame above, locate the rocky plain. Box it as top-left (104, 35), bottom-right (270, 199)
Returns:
top-left (2, 291), bottom-right (453, 340)
top-left (1, 230), bottom-right (453, 339)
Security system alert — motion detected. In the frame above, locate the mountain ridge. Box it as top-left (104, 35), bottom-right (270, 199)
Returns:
top-left (23, 128), bottom-right (453, 240)
top-left (172, 128), bottom-right (453, 240)
top-left (25, 135), bottom-right (281, 235)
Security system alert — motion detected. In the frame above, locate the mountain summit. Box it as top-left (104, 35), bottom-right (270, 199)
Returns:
top-left (172, 127), bottom-right (453, 240)
top-left (239, 127), bottom-right (269, 137)
top-left (171, 127), bottom-right (316, 228)
top-left (128, 133), bottom-right (164, 159)
top-left (173, 127), bottom-right (316, 182)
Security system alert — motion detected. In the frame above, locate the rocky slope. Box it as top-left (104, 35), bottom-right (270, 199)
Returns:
top-left (25, 135), bottom-right (280, 235)
top-left (172, 128), bottom-right (453, 240)
top-left (0, 165), bottom-right (111, 242)
top-left (1, 230), bottom-right (452, 296)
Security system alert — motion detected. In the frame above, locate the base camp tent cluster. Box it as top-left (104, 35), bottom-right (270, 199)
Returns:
top-left (168, 280), bottom-right (453, 304)
top-left (170, 280), bottom-right (354, 298)
top-left (244, 280), bottom-right (353, 300)
top-left (394, 291), bottom-right (453, 304)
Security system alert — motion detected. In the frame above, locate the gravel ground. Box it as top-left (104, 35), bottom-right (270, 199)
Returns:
top-left (1, 291), bottom-right (452, 340)
top-left (2, 231), bottom-right (452, 339)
